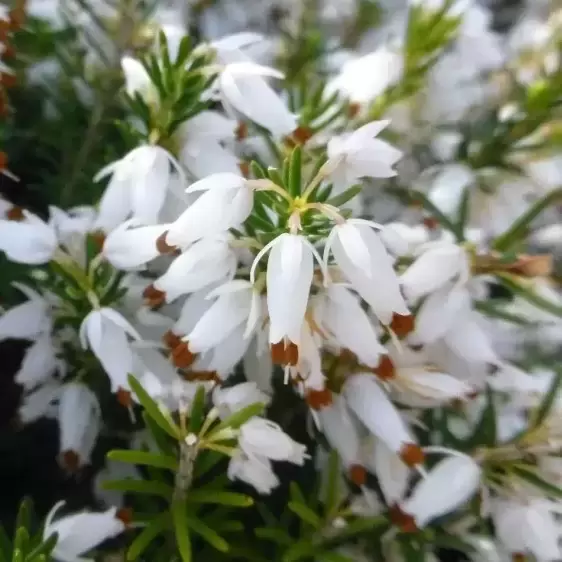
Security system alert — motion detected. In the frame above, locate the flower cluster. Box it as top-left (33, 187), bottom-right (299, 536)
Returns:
top-left (0, 0), bottom-right (562, 561)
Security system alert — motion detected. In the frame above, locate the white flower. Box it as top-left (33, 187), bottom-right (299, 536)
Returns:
top-left (327, 47), bottom-right (403, 106)
top-left (15, 333), bottom-right (58, 390)
top-left (57, 383), bottom-right (101, 471)
top-left (121, 56), bottom-right (157, 104)
top-left (493, 499), bottom-right (562, 561)
top-left (154, 237), bottom-right (237, 303)
top-left (251, 233), bottom-right (321, 362)
top-left (218, 61), bottom-right (298, 138)
top-left (0, 291), bottom-right (50, 342)
top-left (19, 381), bottom-right (61, 424)
top-left (400, 241), bottom-right (470, 302)
top-left (343, 373), bottom-right (424, 466)
top-left (239, 417), bottom-right (308, 464)
top-left (179, 280), bottom-right (260, 366)
top-left (103, 220), bottom-right (172, 270)
top-left (163, 175), bottom-right (254, 249)
top-left (325, 121), bottom-right (402, 187)
top-left (324, 220), bottom-right (410, 326)
top-left (317, 395), bottom-right (365, 483)
top-left (94, 145), bottom-right (183, 232)
top-left (315, 284), bottom-right (386, 368)
top-left (0, 211), bottom-right (58, 264)
top-left (425, 164), bottom-right (475, 218)
top-left (183, 173), bottom-right (254, 232)
top-left (399, 455), bottom-right (482, 528)
top-left (79, 308), bottom-right (141, 393)
top-left (213, 381), bottom-right (270, 419)
top-left (365, 439), bottom-right (410, 506)
top-left (44, 502), bottom-right (126, 562)
top-left (228, 450), bottom-right (279, 494)
top-left (177, 112), bottom-right (241, 179)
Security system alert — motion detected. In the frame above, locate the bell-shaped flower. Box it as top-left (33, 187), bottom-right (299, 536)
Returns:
top-left (57, 383), bottom-right (101, 472)
top-left (163, 175), bottom-right (254, 249)
top-left (343, 373), bottom-right (424, 466)
top-left (103, 220), bottom-right (172, 270)
top-left (399, 455), bottom-right (481, 529)
top-left (154, 237), bottom-right (237, 303)
top-left (218, 61), bottom-right (298, 138)
top-left (228, 450), bottom-right (279, 495)
top-left (0, 290), bottom-right (50, 342)
top-left (177, 112), bottom-right (240, 179)
top-left (324, 220), bottom-right (410, 327)
top-left (325, 121), bottom-right (402, 188)
top-left (365, 439), bottom-right (410, 506)
top-left (178, 280), bottom-right (260, 366)
top-left (493, 499), bottom-right (562, 562)
top-left (44, 502), bottom-right (126, 562)
top-left (315, 284), bottom-right (386, 368)
top-left (251, 233), bottom-right (323, 364)
top-left (19, 380), bottom-right (61, 424)
top-left (79, 308), bottom-right (142, 393)
top-left (121, 56), bottom-right (157, 105)
top-left (0, 211), bottom-right (58, 264)
top-left (213, 381), bottom-right (270, 419)
top-left (170, 289), bottom-right (217, 338)
top-left (294, 322), bottom-right (326, 391)
top-left (400, 241), bottom-right (471, 302)
top-left (94, 145), bottom-right (183, 232)
top-left (239, 417), bottom-right (308, 465)
top-left (15, 333), bottom-right (58, 390)
top-left (317, 395), bottom-right (366, 485)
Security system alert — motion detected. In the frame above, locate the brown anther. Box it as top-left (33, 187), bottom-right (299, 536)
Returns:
top-left (373, 355), bottom-right (396, 380)
top-left (423, 217), bottom-right (438, 230)
top-left (305, 388), bottom-right (333, 410)
top-left (184, 370), bottom-right (221, 384)
top-left (163, 329), bottom-right (182, 350)
top-left (2, 43), bottom-right (15, 59)
top-left (142, 284), bottom-right (166, 308)
top-left (339, 348), bottom-right (357, 363)
top-left (117, 388), bottom-right (133, 408)
top-left (347, 102), bottom-right (361, 119)
top-left (399, 443), bottom-right (425, 467)
top-left (116, 507), bottom-right (133, 526)
top-left (0, 151), bottom-right (7, 170)
top-left (512, 553), bottom-right (526, 562)
top-left (238, 161), bottom-right (250, 178)
top-left (348, 464), bottom-right (367, 486)
top-left (171, 342), bottom-right (195, 369)
top-left (90, 230), bottom-right (106, 251)
top-left (286, 126), bottom-right (313, 147)
top-left (0, 21), bottom-right (8, 41)
top-left (61, 449), bottom-right (81, 472)
top-left (511, 254), bottom-right (552, 277)
top-left (466, 390), bottom-right (479, 400)
top-left (235, 121), bottom-right (248, 141)
top-left (390, 313), bottom-right (415, 339)
top-left (285, 341), bottom-right (299, 366)
top-left (388, 504), bottom-right (418, 533)
top-left (6, 206), bottom-right (24, 221)
top-left (155, 230), bottom-right (177, 255)
top-left (270, 341), bottom-right (286, 365)
top-left (9, 8), bottom-right (26, 30)
top-left (1, 72), bottom-right (16, 88)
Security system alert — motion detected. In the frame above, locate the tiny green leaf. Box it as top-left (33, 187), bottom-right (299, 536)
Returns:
top-left (172, 502), bottom-right (192, 562)
top-left (287, 502), bottom-right (322, 529)
top-left (254, 528), bottom-right (293, 546)
top-left (186, 490), bottom-right (253, 507)
top-left (185, 515), bottom-right (229, 552)
top-left (102, 479), bottom-right (173, 498)
top-left (493, 187), bottom-right (562, 252)
top-left (107, 450), bottom-right (178, 471)
top-left (288, 146), bottom-right (302, 197)
top-left (127, 514), bottom-right (169, 561)
top-left (530, 369), bottom-right (562, 430)
top-left (128, 374), bottom-right (180, 439)
top-left (188, 385), bottom-right (207, 434)
top-left (466, 385), bottom-right (496, 447)
top-left (212, 402), bottom-right (265, 433)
